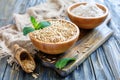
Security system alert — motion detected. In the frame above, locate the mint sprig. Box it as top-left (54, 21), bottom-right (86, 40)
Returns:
top-left (30, 16), bottom-right (39, 30)
top-left (23, 27), bottom-right (35, 36)
top-left (38, 21), bottom-right (51, 29)
top-left (23, 16), bottom-right (51, 36)
top-left (55, 58), bottom-right (76, 69)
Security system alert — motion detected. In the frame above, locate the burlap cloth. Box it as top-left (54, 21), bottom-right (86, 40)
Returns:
top-left (0, 0), bottom-right (79, 65)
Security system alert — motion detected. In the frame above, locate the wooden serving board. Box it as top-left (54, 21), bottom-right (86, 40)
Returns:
top-left (35, 16), bottom-right (113, 77)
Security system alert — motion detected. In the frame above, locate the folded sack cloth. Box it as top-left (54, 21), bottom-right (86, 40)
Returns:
top-left (0, 24), bottom-right (36, 65)
top-left (0, 0), bottom-right (79, 65)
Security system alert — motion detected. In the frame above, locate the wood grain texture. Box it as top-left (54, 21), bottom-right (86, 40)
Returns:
top-left (0, 57), bottom-right (8, 80)
top-left (0, 0), bottom-right (120, 80)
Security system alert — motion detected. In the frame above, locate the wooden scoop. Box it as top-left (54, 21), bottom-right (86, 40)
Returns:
top-left (14, 44), bottom-right (36, 73)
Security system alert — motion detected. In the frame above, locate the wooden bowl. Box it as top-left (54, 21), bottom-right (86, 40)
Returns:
top-left (29, 19), bottom-right (80, 54)
top-left (67, 2), bottom-right (108, 29)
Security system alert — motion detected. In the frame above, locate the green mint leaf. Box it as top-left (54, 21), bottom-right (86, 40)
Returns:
top-left (55, 58), bottom-right (76, 69)
top-left (30, 16), bottom-right (38, 30)
top-left (30, 16), bottom-right (50, 30)
top-left (23, 27), bottom-right (35, 36)
top-left (37, 21), bottom-right (51, 29)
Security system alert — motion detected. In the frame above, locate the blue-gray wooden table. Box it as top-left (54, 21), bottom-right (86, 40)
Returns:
top-left (0, 0), bottom-right (120, 80)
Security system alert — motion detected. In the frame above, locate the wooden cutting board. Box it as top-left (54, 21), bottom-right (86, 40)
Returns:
top-left (35, 16), bottom-right (113, 77)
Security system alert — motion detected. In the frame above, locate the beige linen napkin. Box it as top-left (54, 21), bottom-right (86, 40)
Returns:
top-left (0, 0), bottom-right (79, 65)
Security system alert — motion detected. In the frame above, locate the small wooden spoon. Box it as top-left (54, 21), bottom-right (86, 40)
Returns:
top-left (14, 44), bottom-right (36, 73)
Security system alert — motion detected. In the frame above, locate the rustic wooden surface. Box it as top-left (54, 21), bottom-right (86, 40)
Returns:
top-left (0, 0), bottom-right (120, 80)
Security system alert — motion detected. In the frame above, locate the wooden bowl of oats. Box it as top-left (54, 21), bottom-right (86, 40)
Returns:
top-left (29, 19), bottom-right (80, 54)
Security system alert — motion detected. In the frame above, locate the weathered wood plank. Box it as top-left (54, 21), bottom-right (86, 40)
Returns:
top-left (0, 0), bottom-right (41, 27)
top-left (90, 48), bottom-right (115, 80)
top-left (3, 63), bottom-right (19, 80)
top-left (103, 38), bottom-right (120, 80)
top-left (0, 0), bottom-right (17, 26)
top-left (0, 57), bottom-right (8, 80)
top-left (102, 0), bottom-right (120, 79)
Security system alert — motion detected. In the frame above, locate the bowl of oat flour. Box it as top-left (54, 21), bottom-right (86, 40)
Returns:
top-left (67, 2), bottom-right (108, 29)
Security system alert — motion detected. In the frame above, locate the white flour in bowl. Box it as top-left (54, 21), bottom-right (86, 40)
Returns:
top-left (71, 3), bottom-right (104, 17)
